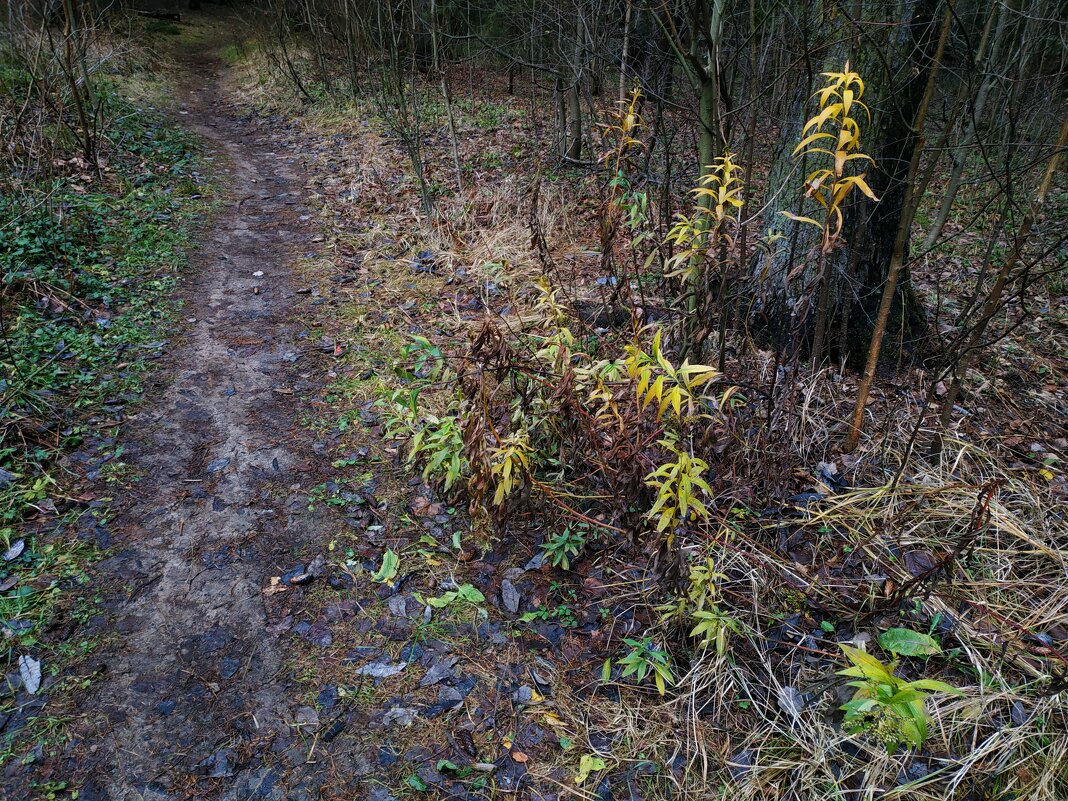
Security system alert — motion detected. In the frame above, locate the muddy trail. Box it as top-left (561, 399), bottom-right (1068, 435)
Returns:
top-left (25, 42), bottom-right (369, 801)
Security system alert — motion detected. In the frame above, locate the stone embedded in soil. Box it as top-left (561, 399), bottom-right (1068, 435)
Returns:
top-left (206, 457), bottom-right (230, 474)
top-left (295, 706), bottom-right (320, 731)
top-left (317, 685), bottom-right (339, 710)
top-left (387, 594), bottom-right (411, 617)
top-left (400, 643), bottom-right (424, 663)
top-left (280, 564), bottom-right (306, 585)
top-left (381, 706), bottom-right (417, 727)
top-left (198, 625), bottom-right (232, 654)
top-left (366, 787), bottom-right (399, 801)
top-left (199, 748), bottom-right (237, 778)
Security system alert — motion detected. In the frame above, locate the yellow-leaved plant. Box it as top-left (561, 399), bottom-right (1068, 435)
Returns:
top-left (783, 62), bottom-right (878, 252)
top-left (624, 328), bottom-right (719, 420)
top-left (488, 429), bottom-right (533, 506)
top-left (645, 436), bottom-right (712, 536)
top-left (666, 152), bottom-right (745, 283)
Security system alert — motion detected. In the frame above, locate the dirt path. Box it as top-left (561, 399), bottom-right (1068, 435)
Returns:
top-left (62, 44), bottom-right (358, 801)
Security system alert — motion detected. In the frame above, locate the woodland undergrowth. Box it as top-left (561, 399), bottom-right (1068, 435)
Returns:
top-left (203, 12), bottom-right (1067, 799)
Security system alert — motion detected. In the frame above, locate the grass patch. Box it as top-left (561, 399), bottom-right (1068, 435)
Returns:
top-left (0, 66), bottom-right (213, 763)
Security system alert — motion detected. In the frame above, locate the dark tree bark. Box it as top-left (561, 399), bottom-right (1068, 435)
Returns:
top-left (749, 0), bottom-right (940, 365)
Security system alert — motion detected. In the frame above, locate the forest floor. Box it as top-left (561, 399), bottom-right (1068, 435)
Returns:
top-left (3, 9), bottom-right (1067, 801)
top-left (4, 18), bottom-right (595, 801)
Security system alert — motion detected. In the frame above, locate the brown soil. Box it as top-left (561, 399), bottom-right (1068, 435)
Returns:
top-left (40, 44), bottom-right (366, 801)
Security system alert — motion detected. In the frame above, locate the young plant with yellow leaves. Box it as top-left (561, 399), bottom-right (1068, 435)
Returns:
top-left (598, 87), bottom-right (657, 277)
top-left (624, 328), bottom-right (719, 420)
top-left (488, 429), bottom-right (534, 506)
top-left (783, 62), bottom-right (878, 253)
top-left (666, 152), bottom-right (745, 283)
top-left (645, 436), bottom-right (713, 536)
top-left (657, 556), bottom-right (740, 655)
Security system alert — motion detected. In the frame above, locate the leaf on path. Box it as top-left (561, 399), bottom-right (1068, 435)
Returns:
top-left (777, 685), bottom-right (804, 719)
top-left (3, 540), bottom-right (25, 561)
top-left (372, 549), bottom-right (400, 584)
top-left (263, 577), bottom-right (289, 596)
top-left (575, 754), bottom-right (606, 785)
top-left (18, 655), bottom-right (41, 695)
top-left (355, 659), bottom-right (407, 679)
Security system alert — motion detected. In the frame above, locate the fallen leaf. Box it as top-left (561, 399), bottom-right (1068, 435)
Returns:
top-left (18, 655), bottom-right (41, 695)
top-left (263, 577), bottom-right (289, 596)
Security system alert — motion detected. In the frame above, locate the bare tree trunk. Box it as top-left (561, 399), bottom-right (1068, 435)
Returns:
top-left (618, 0), bottom-right (632, 103)
top-left (430, 0), bottom-right (462, 190)
top-left (922, 0), bottom-right (1006, 249)
top-left (845, 0), bottom-right (953, 450)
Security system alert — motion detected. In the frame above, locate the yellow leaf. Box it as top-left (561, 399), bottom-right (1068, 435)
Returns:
top-left (848, 174), bottom-right (879, 200)
top-left (803, 103), bottom-right (842, 135)
top-left (780, 210), bottom-right (822, 229)
top-left (792, 131), bottom-right (835, 156)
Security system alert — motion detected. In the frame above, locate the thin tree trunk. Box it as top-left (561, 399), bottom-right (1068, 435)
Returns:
top-left (932, 112), bottom-right (1068, 442)
top-left (845, 0), bottom-right (953, 451)
top-left (619, 0), bottom-right (632, 103)
top-left (922, 1), bottom-right (1006, 249)
top-left (430, 0), bottom-right (462, 191)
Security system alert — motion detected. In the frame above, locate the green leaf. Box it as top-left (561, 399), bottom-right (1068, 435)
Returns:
top-left (406, 774), bottom-right (429, 792)
top-left (878, 628), bottom-right (941, 657)
top-left (574, 754), bottom-right (607, 785)
top-left (371, 549), bottom-right (399, 584)
top-left (905, 678), bottom-right (962, 694)
top-left (839, 644), bottom-right (894, 682)
top-left (456, 583), bottom-right (485, 603)
top-left (426, 591), bottom-right (458, 608)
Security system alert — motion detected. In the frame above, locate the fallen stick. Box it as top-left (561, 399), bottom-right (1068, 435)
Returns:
top-left (136, 10), bottom-right (181, 22)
